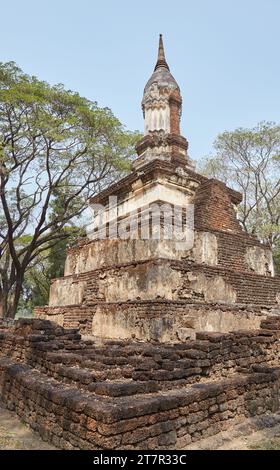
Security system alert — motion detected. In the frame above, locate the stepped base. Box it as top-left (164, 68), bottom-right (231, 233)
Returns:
top-left (1, 318), bottom-right (280, 449)
top-left (35, 160), bottom-right (280, 342)
top-left (35, 301), bottom-right (280, 342)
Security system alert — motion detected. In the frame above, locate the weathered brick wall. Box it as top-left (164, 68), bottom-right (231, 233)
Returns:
top-left (39, 257), bottom-right (280, 343)
top-left (47, 258), bottom-right (280, 307)
top-left (193, 179), bottom-right (243, 234)
top-left (214, 230), bottom-right (269, 272)
top-left (64, 228), bottom-right (273, 279)
top-left (2, 318), bottom-right (280, 385)
top-left (37, 161), bottom-right (278, 342)
top-left (35, 305), bottom-right (94, 334)
top-left (36, 301), bottom-right (271, 341)
top-left (0, 318), bottom-right (280, 449)
top-left (169, 91), bottom-right (181, 135)
top-left (173, 261), bottom-right (280, 306)
top-left (1, 357), bottom-right (279, 449)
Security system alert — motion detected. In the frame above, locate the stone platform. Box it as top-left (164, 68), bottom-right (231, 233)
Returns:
top-left (1, 318), bottom-right (280, 449)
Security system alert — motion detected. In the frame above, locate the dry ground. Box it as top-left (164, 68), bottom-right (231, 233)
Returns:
top-left (0, 401), bottom-right (55, 450)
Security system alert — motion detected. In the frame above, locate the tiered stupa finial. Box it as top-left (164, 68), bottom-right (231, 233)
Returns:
top-left (154, 34), bottom-right (170, 71)
top-left (134, 34), bottom-right (189, 169)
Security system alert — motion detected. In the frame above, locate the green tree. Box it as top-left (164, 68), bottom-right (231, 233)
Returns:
top-left (21, 227), bottom-right (80, 310)
top-left (0, 62), bottom-right (139, 318)
top-left (199, 122), bottom-right (280, 270)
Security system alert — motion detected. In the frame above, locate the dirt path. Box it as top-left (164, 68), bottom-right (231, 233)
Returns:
top-left (0, 401), bottom-right (55, 450)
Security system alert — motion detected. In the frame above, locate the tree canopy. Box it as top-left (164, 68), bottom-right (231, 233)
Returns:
top-left (199, 121), bottom-right (280, 269)
top-left (0, 62), bottom-right (139, 317)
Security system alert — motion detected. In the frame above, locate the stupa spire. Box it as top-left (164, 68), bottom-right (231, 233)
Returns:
top-left (134, 34), bottom-right (190, 169)
top-left (154, 34), bottom-right (170, 71)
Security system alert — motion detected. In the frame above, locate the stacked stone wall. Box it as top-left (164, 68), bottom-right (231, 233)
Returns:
top-left (0, 317), bottom-right (280, 449)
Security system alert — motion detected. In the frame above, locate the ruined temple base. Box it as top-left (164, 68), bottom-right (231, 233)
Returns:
top-left (34, 160), bottom-right (280, 341)
top-left (1, 317), bottom-right (280, 450)
top-left (35, 301), bottom-right (280, 342)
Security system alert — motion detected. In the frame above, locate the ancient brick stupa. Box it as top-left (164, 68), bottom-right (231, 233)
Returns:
top-left (36, 36), bottom-right (280, 341)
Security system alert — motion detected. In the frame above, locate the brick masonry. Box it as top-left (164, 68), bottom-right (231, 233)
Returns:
top-left (1, 318), bottom-right (280, 449)
top-left (34, 160), bottom-right (280, 341)
top-left (5, 38), bottom-right (280, 449)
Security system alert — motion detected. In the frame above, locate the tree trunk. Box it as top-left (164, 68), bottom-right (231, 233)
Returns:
top-left (0, 294), bottom-right (4, 318)
top-left (6, 275), bottom-right (23, 319)
top-left (0, 289), bottom-right (8, 319)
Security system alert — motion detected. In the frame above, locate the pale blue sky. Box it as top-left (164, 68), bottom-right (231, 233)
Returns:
top-left (1, 0), bottom-right (279, 161)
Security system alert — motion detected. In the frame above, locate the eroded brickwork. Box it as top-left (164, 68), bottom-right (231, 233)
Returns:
top-left (34, 154), bottom-right (280, 341)
top-left (35, 243), bottom-right (280, 341)
top-left (3, 36), bottom-right (279, 450)
top-left (193, 179), bottom-right (242, 234)
top-left (1, 318), bottom-right (280, 449)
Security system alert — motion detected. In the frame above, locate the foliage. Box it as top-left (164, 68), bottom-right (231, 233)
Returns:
top-left (199, 122), bottom-right (280, 269)
top-left (0, 61), bottom-right (140, 317)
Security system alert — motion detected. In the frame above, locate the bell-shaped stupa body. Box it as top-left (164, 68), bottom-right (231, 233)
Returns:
top-left (142, 34), bottom-right (181, 135)
top-left (134, 34), bottom-right (189, 170)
